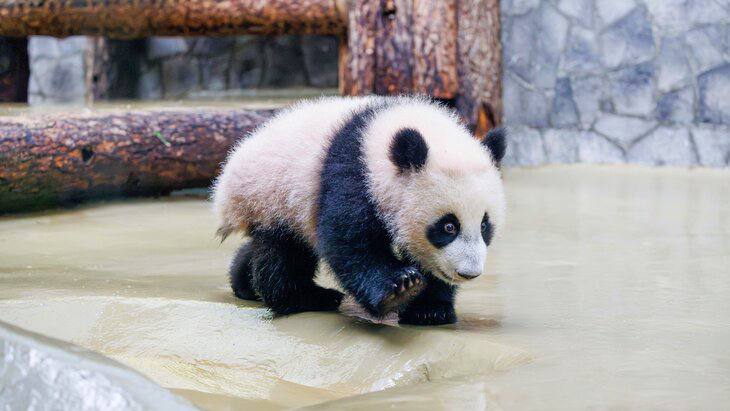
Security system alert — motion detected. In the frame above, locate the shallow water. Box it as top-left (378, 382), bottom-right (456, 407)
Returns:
top-left (1, 165), bottom-right (728, 410)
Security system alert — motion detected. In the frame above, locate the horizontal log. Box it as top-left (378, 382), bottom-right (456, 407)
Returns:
top-left (0, 108), bottom-right (277, 213)
top-left (0, 0), bottom-right (349, 38)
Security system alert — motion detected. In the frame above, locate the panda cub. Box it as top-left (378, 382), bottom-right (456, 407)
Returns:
top-left (213, 96), bottom-right (506, 325)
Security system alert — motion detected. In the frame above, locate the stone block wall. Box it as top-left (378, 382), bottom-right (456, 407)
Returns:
top-left (502, 0), bottom-right (730, 167)
top-left (27, 35), bottom-right (339, 103)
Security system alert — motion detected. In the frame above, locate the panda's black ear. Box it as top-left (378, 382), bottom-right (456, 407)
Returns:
top-left (482, 127), bottom-right (507, 165)
top-left (390, 128), bottom-right (428, 172)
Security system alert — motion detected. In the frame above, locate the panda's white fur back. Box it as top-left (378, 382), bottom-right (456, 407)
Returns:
top-left (213, 96), bottom-right (382, 243)
top-left (213, 96), bottom-right (505, 256)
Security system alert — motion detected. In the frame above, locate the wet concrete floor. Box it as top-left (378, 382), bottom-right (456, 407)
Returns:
top-left (1, 165), bottom-right (728, 409)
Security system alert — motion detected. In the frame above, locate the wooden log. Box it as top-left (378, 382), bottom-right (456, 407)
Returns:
top-left (412, 0), bottom-right (458, 98)
top-left (339, 0), bottom-right (379, 95)
top-left (0, 0), bottom-right (348, 38)
top-left (0, 108), bottom-right (276, 213)
top-left (374, 0), bottom-right (414, 95)
top-left (0, 37), bottom-right (29, 102)
top-left (340, 0), bottom-right (460, 98)
top-left (455, 0), bottom-right (503, 135)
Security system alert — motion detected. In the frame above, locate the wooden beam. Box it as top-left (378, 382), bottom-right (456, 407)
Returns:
top-left (339, 0), bottom-right (379, 95)
top-left (0, 0), bottom-right (348, 38)
top-left (412, 0), bottom-right (458, 98)
top-left (455, 0), bottom-right (503, 134)
top-left (0, 108), bottom-right (277, 213)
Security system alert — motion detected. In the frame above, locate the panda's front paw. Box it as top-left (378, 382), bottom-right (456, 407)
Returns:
top-left (399, 302), bottom-right (456, 326)
top-left (378, 266), bottom-right (426, 315)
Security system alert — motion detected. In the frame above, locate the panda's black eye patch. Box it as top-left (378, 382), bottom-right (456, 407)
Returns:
top-left (481, 213), bottom-right (494, 245)
top-left (427, 214), bottom-right (460, 248)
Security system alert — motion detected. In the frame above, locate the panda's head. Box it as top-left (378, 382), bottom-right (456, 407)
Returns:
top-left (364, 103), bottom-right (507, 284)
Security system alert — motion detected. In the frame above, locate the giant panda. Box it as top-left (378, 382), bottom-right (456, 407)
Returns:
top-left (213, 95), bottom-right (507, 325)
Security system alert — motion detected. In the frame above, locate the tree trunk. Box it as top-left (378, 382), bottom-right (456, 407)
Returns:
top-left (455, 0), bottom-right (503, 135)
top-left (0, 108), bottom-right (276, 213)
top-left (339, 0), bottom-right (500, 131)
top-left (0, 0), bottom-right (348, 38)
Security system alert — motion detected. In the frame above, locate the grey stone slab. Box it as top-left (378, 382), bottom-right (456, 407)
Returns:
top-left (627, 126), bottom-right (696, 166)
top-left (161, 56), bottom-right (199, 98)
top-left (692, 126), bottom-right (730, 166)
top-left (609, 63), bottom-right (655, 116)
top-left (550, 77), bottom-right (579, 127)
top-left (504, 3), bottom-right (568, 89)
top-left (685, 25), bottom-right (726, 74)
top-left (29, 36), bottom-right (88, 59)
top-left (501, 0), bottom-right (541, 15)
top-left (557, 0), bottom-right (594, 27)
top-left (657, 87), bottom-right (694, 124)
top-left (595, 0), bottom-right (635, 27)
top-left (200, 54), bottom-right (230, 91)
top-left (544, 129), bottom-right (580, 163)
top-left (30, 55), bottom-right (86, 103)
top-left (656, 36), bottom-right (692, 92)
top-left (698, 64), bottom-right (730, 124)
top-left (578, 131), bottom-right (625, 163)
top-left (261, 36), bottom-right (307, 87)
top-left (504, 77), bottom-right (550, 128)
top-left (190, 37), bottom-right (235, 57)
top-left (147, 37), bottom-right (188, 60)
top-left (301, 36), bottom-right (339, 88)
top-left (645, 0), bottom-right (692, 32)
top-left (594, 113), bottom-right (657, 149)
top-left (572, 75), bottom-right (604, 127)
top-left (561, 26), bottom-right (601, 75)
top-left (600, 6), bottom-right (654, 69)
top-left (502, 126), bottom-right (546, 166)
top-left (229, 38), bottom-right (266, 89)
top-left (138, 63), bottom-right (162, 100)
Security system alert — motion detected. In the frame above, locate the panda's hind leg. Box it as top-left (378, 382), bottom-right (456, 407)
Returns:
top-left (229, 242), bottom-right (260, 301)
top-left (249, 226), bottom-right (344, 315)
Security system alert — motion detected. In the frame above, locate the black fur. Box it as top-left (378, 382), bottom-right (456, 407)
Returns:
top-left (229, 242), bottom-right (260, 301)
top-left (389, 128), bottom-right (429, 172)
top-left (318, 106), bottom-right (425, 317)
top-left (426, 213), bottom-right (460, 248)
top-left (231, 224), bottom-right (343, 315)
top-left (481, 213), bottom-right (494, 246)
top-left (483, 127), bottom-right (507, 164)
top-left (399, 277), bottom-right (457, 325)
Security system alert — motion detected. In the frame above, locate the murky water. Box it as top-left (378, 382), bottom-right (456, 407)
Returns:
top-left (1, 166), bottom-right (728, 410)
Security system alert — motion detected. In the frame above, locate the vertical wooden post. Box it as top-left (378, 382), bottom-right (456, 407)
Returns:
top-left (339, 0), bottom-right (502, 132)
top-left (0, 38), bottom-right (29, 103)
top-left (85, 37), bottom-right (110, 104)
top-left (455, 0), bottom-right (503, 135)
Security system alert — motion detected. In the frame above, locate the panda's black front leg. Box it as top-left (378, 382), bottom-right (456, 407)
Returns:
top-left (322, 245), bottom-right (427, 317)
top-left (399, 276), bottom-right (457, 325)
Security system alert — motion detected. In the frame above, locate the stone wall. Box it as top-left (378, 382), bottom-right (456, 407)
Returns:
top-left (27, 35), bottom-right (339, 103)
top-left (501, 0), bottom-right (730, 167)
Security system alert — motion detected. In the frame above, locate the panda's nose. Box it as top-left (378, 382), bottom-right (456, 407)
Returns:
top-left (456, 270), bottom-right (481, 280)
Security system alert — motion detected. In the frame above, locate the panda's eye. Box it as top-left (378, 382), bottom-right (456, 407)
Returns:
top-left (444, 223), bottom-right (457, 234)
top-left (481, 221), bottom-right (488, 231)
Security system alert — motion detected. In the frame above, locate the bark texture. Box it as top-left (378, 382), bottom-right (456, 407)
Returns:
top-left (0, 0), bottom-right (347, 38)
top-left (455, 0), bottom-right (503, 135)
top-left (0, 108), bottom-right (276, 213)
